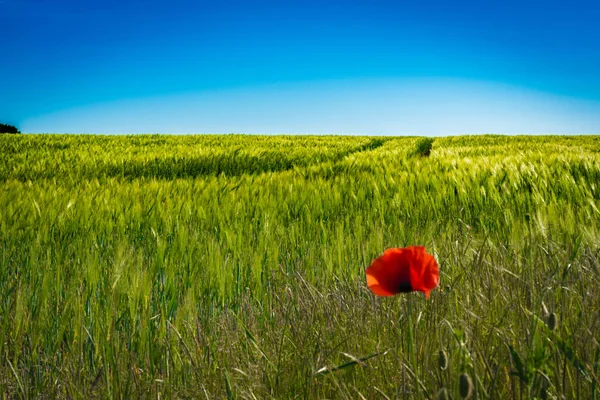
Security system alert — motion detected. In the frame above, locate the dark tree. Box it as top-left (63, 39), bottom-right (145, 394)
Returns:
top-left (0, 123), bottom-right (20, 134)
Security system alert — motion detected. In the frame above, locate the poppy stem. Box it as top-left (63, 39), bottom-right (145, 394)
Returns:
top-left (406, 296), bottom-right (414, 367)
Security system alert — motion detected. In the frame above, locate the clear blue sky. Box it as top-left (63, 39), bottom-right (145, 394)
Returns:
top-left (2, 0), bottom-right (599, 135)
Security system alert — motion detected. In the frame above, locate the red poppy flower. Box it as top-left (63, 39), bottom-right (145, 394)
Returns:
top-left (366, 246), bottom-right (439, 299)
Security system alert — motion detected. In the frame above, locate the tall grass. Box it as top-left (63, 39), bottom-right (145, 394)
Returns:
top-left (0, 134), bottom-right (599, 398)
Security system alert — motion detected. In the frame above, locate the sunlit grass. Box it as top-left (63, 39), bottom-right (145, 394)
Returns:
top-left (1, 134), bottom-right (599, 398)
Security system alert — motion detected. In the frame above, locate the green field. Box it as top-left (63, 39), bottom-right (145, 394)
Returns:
top-left (1, 134), bottom-right (599, 398)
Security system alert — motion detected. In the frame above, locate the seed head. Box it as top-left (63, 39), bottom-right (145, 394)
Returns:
top-left (547, 312), bottom-right (557, 331)
top-left (539, 373), bottom-right (551, 400)
top-left (437, 387), bottom-right (449, 400)
top-left (438, 349), bottom-right (448, 370)
top-left (459, 373), bottom-right (473, 399)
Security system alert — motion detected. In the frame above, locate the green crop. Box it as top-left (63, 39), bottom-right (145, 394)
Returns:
top-left (0, 134), bottom-right (599, 398)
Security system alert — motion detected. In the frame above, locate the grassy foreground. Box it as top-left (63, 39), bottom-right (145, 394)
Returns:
top-left (1, 134), bottom-right (599, 398)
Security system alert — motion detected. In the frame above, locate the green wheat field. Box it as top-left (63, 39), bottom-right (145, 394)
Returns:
top-left (1, 134), bottom-right (599, 399)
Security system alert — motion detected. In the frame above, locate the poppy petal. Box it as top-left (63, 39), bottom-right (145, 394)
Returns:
top-left (408, 247), bottom-right (439, 295)
top-left (366, 272), bottom-right (396, 296)
top-left (366, 248), bottom-right (412, 296)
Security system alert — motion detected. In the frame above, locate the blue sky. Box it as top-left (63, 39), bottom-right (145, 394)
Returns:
top-left (2, 0), bottom-right (599, 135)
